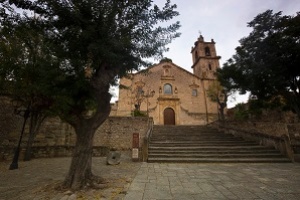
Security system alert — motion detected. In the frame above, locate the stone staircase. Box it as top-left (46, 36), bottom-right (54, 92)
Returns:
top-left (147, 125), bottom-right (291, 163)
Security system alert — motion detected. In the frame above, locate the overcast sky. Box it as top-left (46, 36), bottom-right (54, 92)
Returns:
top-left (161, 0), bottom-right (298, 67)
top-left (112, 0), bottom-right (299, 106)
top-left (154, 0), bottom-right (299, 107)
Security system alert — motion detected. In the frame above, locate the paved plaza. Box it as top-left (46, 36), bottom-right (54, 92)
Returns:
top-left (0, 154), bottom-right (300, 199)
top-left (125, 162), bottom-right (300, 200)
top-left (0, 153), bottom-right (140, 200)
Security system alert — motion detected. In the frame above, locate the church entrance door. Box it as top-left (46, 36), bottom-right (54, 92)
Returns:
top-left (164, 108), bottom-right (175, 125)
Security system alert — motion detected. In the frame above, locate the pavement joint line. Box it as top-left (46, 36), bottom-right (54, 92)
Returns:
top-left (1, 155), bottom-right (300, 200)
top-left (124, 162), bottom-right (300, 199)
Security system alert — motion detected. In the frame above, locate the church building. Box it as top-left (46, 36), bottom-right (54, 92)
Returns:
top-left (115, 35), bottom-right (221, 125)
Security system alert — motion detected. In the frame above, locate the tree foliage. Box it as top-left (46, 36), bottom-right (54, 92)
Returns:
top-left (1, 0), bottom-right (180, 189)
top-left (217, 10), bottom-right (300, 117)
top-left (0, 3), bottom-right (59, 161)
top-left (206, 81), bottom-right (228, 121)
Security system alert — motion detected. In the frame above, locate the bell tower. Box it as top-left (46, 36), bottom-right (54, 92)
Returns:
top-left (191, 35), bottom-right (221, 79)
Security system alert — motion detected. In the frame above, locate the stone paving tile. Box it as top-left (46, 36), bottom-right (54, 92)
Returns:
top-left (143, 189), bottom-right (172, 199)
top-left (0, 152), bottom-right (141, 200)
top-left (2, 156), bottom-right (300, 200)
top-left (128, 182), bottom-right (146, 191)
top-left (123, 191), bottom-right (144, 200)
top-left (125, 162), bottom-right (300, 200)
top-left (172, 193), bottom-right (195, 200)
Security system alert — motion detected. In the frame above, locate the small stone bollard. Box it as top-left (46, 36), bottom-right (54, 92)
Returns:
top-left (106, 150), bottom-right (121, 165)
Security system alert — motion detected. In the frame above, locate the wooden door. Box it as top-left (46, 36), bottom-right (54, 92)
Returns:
top-left (164, 108), bottom-right (175, 125)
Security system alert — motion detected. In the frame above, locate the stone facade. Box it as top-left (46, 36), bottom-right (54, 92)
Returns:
top-left (116, 35), bottom-right (221, 125)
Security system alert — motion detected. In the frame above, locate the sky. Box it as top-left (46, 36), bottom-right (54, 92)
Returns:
top-left (160, 0), bottom-right (299, 68)
top-left (112, 0), bottom-right (299, 107)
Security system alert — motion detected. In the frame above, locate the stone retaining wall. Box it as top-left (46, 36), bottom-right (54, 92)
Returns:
top-left (1, 116), bottom-right (149, 161)
top-left (215, 120), bottom-right (300, 162)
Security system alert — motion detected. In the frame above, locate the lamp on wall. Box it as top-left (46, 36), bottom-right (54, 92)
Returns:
top-left (159, 86), bottom-right (162, 93)
top-left (174, 87), bottom-right (178, 94)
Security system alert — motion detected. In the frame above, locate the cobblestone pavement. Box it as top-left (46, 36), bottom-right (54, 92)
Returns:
top-left (124, 162), bottom-right (300, 200)
top-left (1, 155), bottom-right (300, 200)
top-left (0, 152), bottom-right (141, 200)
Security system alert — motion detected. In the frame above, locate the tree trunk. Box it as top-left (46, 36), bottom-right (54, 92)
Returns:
top-left (63, 124), bottom-right (96, 190)
top-left (217, 93), bottom-right (227, 122)
top-left (23, 128), bottom-right (35, 161)
top-left (201, 80), bottom-right (209, 123)
top-left (24, 112), bottom-right (46, 161)
top-left (219, 105), bottom-right (225, 121)
top-left (62, 85), bottom-right (112, 190)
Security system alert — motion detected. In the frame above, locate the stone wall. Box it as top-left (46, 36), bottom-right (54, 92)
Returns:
top-left (215, 120), bottom-right (300, 162)
top-left (1, 115), bottom-right (149, 161)
top-left (219, 121), bottom-right (289, 138)
top-left (93, 116), bottom-right (149, 150)
top-left (0, 97), bottom-right (23, 146)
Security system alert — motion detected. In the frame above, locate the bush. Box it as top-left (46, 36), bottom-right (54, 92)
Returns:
top-left (132, 110), bottom-right (147, 117)
top-left (233, 103), bottom-right (249, 120)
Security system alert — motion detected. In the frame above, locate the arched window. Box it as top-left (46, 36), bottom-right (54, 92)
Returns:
top-left (192, 89), bottom-right (198, 96)
top-left (208, 64), bottom-right (212, 70)
top-left (195, 51), bottom-right (198, 60)
top-left (205, 47), bottom-right (211, 56)
top-left (164, 84), bottom-right (172, 94)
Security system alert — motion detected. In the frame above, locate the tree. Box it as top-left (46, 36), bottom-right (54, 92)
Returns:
top-left (206, 81), bottom-right (228, 121)
top-left (133, 84), bottom-right (145, 112)
top-left (0, 4), bottom-right (58, 162)
top-left (2, 0), bottom-right (180, 189)
top-left (217, 10), bottom-right (300, 117)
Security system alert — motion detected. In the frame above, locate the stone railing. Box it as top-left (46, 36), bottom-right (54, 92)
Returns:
top-left (286, 124), bottom-right (300, 161)
top-left (213, 120), bottom-right (300, 162)
top-left (142, 117), bottom-right (154, 162)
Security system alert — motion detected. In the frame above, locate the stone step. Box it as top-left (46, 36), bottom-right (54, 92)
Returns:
top-left (149, 145), bottom-right (274, 151)
top-left (149, 149), bottom-right (280, 154)
top-left (148, 153), bottom-right (285, 158)
top-left (150, 140), bottom-right (247, 143)
top-left (151, 135), bottom-right (241, 140)
top-left (150, 141), bottom-right (255, 148)
top-left (149, 145), bottom-right (275, 150)
top-left (152, 131), bottom-right (221, 134)
top-left (150, 138), bottom-right (242, 142)
top-left (147, 157), bottom-right (291, 163)
top-left (151, 131), bottom-right (224, 135)
top-left (148, 125), bottom-right (290, 163)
